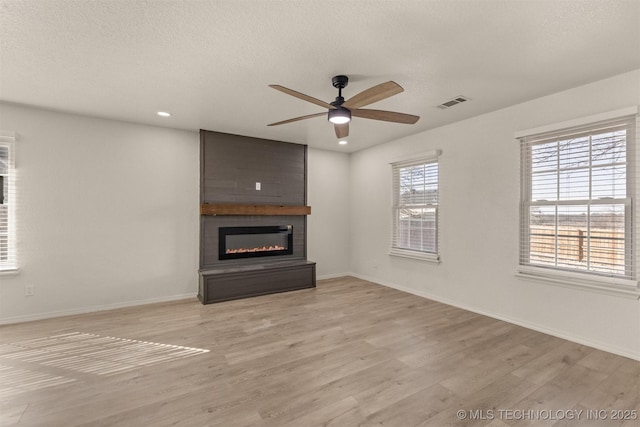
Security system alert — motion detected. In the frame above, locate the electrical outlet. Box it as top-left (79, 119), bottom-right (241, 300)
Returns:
top-left (25, 285), bottom-right (35, 296)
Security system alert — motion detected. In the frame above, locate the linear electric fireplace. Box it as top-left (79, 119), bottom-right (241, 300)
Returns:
top-left (219, 225), bottom-right (293, 260)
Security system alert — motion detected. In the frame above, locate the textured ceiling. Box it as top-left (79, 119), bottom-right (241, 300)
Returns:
top-left (1, 0), bottom-right (639, 152)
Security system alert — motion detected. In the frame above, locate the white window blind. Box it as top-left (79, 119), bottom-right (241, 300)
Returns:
top-left (391, 155), bottom-right (440, 260)
top-left (0, 139), bottom-right (16, 271)
top-left (519, 114), bottom-right (637, 282)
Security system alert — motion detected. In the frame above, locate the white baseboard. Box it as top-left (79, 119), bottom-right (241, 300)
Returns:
top-left (348, 272), bottom-right (640, 362)
top-left (0, 293), bottom-right (198, 325)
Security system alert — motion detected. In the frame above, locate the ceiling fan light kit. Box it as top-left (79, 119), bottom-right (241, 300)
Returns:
top-left (328, 107), bottom-right (351, 124)
top-left (268, 75), bottom-right (420, 139)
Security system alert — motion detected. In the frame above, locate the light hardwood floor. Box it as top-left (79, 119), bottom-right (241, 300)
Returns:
top-left (1, 277), bottom-right (638, 426)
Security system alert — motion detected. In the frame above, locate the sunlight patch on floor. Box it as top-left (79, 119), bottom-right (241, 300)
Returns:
top-left (0, 363), bottom-right (76, 399)
top-left (0, 332), bottom-right (210, 396)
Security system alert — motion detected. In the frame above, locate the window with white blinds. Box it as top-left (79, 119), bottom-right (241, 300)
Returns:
top-left (391, 154), bottom-right (440, 261)
top-left (519, 114), bottom-right (637, 284)
top-left (0, 141), bottom-right (16, 271)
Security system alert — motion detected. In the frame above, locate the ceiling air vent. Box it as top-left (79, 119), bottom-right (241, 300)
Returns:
top-left (437, 95), bottom-right (470, 109)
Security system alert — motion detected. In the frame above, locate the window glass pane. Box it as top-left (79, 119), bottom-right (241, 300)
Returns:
top-left (531, 141), bottom-right (557, 172)
top-left (558, 136), bottom-right (589, 169)
top-left (0, 146), bottom-right (7, 175)
top-left (558, 169), bottom-right (589, 200)
top-left (531, 171), bottom-right (557, 201)
top-left (399, 187), bottom-right (412, 205)
top-left (591, 164), bottom-right (626, 199)
top-left (399, 168), bottom-right (412, 194)
top-left (0, 145), bottom-right (10, 266)
top-left (398, 163), bottom-right (438, 206)
top-left (589, 204), bottom-right (625, 275)
top-left (556, 205), bottom-right (588, 270)
top-left (0, 206), bottom-right (6, 261)
top-left (529, 206), bottom-right (556, 266)
top-left (395, 207), bottom-right (436, 253)
top-left (592, 130), bottom-right (626, 165)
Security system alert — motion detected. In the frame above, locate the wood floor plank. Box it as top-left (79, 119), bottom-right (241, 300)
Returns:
top-left (363, 383), bottom-right (460, 427)
top-left (1, 276), bottom-right (637, 427)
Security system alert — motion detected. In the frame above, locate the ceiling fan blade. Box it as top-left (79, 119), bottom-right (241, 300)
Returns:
top-left (335, 123), bottom-right (349, 138)
top-left (267, 112), bottom-right (326, 126)
top-left (343, 81), bottom-right (404, 109)
top-left (269, 85), bottom-right (335, 110)
top-left (351, 109), bottom-right (420, 124)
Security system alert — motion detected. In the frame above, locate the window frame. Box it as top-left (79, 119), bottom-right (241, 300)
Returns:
top-left (516, 108), bottom-right (639, 298)
top-left (0, 131), bottom-right (17, 273)
top-left (389, 150), bottom-right (441, 263)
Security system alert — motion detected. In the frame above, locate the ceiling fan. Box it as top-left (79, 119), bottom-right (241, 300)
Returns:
top-left (267, 75), bottom-right (420, 138)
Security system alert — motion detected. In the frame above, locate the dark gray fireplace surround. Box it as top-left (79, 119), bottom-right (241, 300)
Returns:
top-left (198, 130), bottom-right (316, 304)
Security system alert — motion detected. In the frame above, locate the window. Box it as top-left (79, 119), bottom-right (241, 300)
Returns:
top-left (390, 151), bottom-right (440, 262)
top-left (518, 111), bottom-right (637, 293)
top-left (0, 138), bottom-right (16, 271)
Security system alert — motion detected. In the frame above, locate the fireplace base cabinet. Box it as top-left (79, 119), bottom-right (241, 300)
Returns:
top-left (198, 261), bottom-right (316, 304)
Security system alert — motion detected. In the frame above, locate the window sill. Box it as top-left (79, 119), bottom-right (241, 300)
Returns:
top-left (0, 268), bottom-right (20, 277)
top-left (389, 248), bottom-right (440, 264)
top-left (516, 266), bottom-right (639, 299)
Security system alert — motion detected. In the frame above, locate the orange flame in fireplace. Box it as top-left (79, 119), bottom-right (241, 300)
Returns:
top-left (226, 245), bottom-right (286, 254)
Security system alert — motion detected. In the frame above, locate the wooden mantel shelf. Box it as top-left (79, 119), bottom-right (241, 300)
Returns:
top-left (200, 203), bottom-right (311, 216)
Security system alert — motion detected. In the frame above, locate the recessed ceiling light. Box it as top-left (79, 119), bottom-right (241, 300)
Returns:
top-left (157, 111), bottom-right (171, 117)
top-left (338, 140), bottom-right (348, 145)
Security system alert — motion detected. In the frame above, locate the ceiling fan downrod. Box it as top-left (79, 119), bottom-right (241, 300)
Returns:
top-left (331, 75), bottom-right (349, 107)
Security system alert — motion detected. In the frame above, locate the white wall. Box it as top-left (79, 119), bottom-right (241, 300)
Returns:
top-left (348, 70), bottom-right (640, 360)
top-left (0, 104), bottom-right (352, 323)
top-left (0, 104), bottom-right (201, 322)
top-left (307, 148), bottom-right (350, 278)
